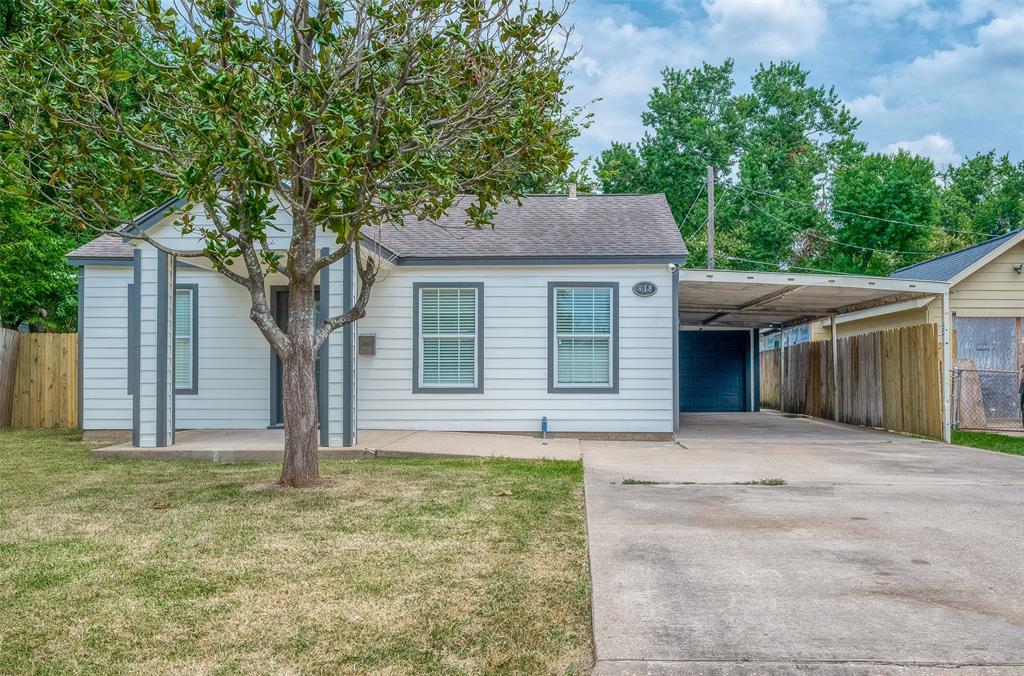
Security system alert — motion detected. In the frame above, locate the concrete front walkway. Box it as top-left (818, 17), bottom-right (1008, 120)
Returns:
top-left (584, 412), bottom-right (1024, 674)
top-left (92, 428), bottom-right (581, 461)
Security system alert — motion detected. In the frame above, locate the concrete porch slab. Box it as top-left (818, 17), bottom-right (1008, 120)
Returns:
top-left (373, 430), bottom-right (581, 460)
top-left (90, 428), bottom-right (582, 462)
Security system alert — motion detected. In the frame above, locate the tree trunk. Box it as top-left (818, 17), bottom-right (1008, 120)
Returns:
top-left (279, 281), bottom-right (320, 487)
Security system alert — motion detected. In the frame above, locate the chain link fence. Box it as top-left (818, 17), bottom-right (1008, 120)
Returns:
top-left (953, 368), bottom-right (1024, 432)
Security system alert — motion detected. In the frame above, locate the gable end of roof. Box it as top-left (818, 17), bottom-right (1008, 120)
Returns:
top-left (890, 228), bottom-right (1024, 282)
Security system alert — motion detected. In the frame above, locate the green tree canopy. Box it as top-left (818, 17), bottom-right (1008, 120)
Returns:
top-left (939, 152), bottom-right (1024, 245)
top-left (827, 151), bottom-right (940, 275)
top-left (593, 59), bottom-right (1022, 276)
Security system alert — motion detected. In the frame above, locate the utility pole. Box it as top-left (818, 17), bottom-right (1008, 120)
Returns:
top-left (707, 165), bottom-right (716, 270)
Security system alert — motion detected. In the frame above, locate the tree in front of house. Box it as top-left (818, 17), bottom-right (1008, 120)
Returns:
top-left (1, 0), bottom-right (576, 486)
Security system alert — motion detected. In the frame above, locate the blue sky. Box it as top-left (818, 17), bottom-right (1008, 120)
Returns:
top-left (563, 0), bottom-right (1023, 168)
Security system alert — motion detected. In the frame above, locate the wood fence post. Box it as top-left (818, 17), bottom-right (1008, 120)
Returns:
top-left (830, 314), bottom-right (839, 422)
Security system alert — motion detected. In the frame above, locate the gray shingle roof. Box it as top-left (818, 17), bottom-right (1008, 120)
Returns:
top-left (67, 193), bottom-right (687, 263)
top-left (67, 234), bottom-right (134, 260)
top-left (364, 194), bottom-right (686, 261)
top-left (891, 228), bottom-right (1024, 281)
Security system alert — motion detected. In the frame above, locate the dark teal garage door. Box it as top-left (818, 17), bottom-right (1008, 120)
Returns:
top-left (679, 330), bottom-right (753, 412)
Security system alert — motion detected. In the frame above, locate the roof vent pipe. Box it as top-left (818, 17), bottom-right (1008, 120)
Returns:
top-left (568, 183), bottom-right (577, 200)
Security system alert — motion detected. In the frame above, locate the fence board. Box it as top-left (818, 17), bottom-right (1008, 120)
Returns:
top-left (10, 333), bottom-right (78, 429)
top-left (0, 328), bottom-right (18, 427)
top-left (761, 323), bottom-right (942, 439)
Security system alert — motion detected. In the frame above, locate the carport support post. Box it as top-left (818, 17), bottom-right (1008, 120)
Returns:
top-left (941, 292), bottom-right (953, 443)
top-left (779, 333), bottom-right (785, 413)
top-left (830, 314), bottom-right (839, 422)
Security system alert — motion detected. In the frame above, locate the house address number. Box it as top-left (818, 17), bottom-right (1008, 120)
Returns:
top-left (632, 281), bottom-right (658, 297)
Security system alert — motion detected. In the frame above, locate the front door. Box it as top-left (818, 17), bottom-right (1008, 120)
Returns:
top-left (270, 287), bottom-right (320, 427)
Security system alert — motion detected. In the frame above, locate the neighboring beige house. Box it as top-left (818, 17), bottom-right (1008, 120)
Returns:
top-left (810, 228), bottom-right (1024, 430)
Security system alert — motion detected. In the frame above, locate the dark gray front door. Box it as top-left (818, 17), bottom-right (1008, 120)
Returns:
top-left (270, 287), bottom-right (320, 427)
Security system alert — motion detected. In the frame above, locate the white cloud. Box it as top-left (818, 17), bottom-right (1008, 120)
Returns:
top-left (704, 0), bottom-right (827, 57)
top-left (565, 3), bottom-right (705, 154)
top-left (565, 0), bottom-right (830, 159)
top-left (564, 0), bottom-right (1023, 164)
top-left (846, 94), bottom-right (888, 118)
top-left (853, 8), bottom-right (1024, 162)
top-left (885, 133), bottom-right (962, 166)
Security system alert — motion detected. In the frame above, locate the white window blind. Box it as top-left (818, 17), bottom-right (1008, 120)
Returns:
top-left (175, 288), bottom-right (194, 390)
top-left (420, 287), bottom-right (477, 386)
top-left (555, 287), bottom-right (612, 386)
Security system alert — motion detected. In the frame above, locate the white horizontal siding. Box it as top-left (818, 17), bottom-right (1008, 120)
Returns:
top-left (83, 257), bottom-right (676, 435)
top-left (81, 266), bottom-right (132, 429)
top-left (357, 264), bottom-right (675, 433)
top-left (175, 266), bottom-right (271, 429)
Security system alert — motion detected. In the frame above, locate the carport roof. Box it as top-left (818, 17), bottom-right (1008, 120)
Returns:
top-left (678, 269), bottom-right (949, 329)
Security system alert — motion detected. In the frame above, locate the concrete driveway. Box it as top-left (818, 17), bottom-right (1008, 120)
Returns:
top-left (584, 413), bottom-right (1024, 674)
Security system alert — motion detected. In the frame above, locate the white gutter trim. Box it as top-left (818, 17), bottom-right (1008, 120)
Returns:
top-left (821, 297), bottom-right (935, 327)
top-left (679, 268), bottom-right (949, 296)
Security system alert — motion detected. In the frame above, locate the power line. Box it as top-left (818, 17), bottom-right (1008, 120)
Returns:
top-left (804, 231), bottom-right (933, 256)
top-left (679, 182), bottom-right (706, 229)
top-left (734, 190), bottom-right (936, 257)
top-left (730, 184), bottom-right (1002, 240)
top-left (721, 255), bottom-right (855, 276)
top-left (685, 188), bottom-right (737, 244)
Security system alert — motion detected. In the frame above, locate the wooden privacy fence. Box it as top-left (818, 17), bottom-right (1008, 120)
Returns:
top-left (0, 328), bottom-right (18, 428)
top-left (0, 332), bottom-right (78, 429)
top-left (760, 323), bottom-right (943, 439)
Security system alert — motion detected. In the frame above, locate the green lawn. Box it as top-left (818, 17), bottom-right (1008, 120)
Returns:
top-left (952, 429), bottom-right (1024, 456)
top-left (0, 430), bottom-right (591, 674)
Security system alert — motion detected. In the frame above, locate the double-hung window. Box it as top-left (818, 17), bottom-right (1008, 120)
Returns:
top-left (549, 283), bottom-right (617, 393)
top-left (174, 285), bottom-right (198, 394)
top-left (414, 283), bottom-right (483, 393)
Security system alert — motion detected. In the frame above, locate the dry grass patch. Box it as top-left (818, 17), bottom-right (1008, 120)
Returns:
top-left (0, 430), bottom-right (591, 674)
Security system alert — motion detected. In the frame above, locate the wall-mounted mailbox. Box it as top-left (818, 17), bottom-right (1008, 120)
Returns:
top-left (358, 334), bottom-right (376, 356)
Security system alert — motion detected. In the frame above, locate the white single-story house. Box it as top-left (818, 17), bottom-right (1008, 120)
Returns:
top-left (68, 193), bottom-right (953, 447)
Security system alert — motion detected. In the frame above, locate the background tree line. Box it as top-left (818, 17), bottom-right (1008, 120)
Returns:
top-left (1, 16), bottom-right (1020, 331)
top-left (0, 0), bottom-right (164, 331)
top-left (592, 60), bottom-right (1024, 276)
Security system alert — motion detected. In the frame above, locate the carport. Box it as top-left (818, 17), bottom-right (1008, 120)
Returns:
top-left (674, 269), bottom-right (953, 440)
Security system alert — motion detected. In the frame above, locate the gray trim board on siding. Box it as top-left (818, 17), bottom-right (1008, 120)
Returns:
top-left (68, 257), bottom-right (133, 267)
top-left (412, 282), bottom-right (485, 394)
top-left (70, 253), bottom-right (687, 268)
top-left (672, 268), bottom-right (680, 431)
top-left (174, 284), bottom-right (199, 395)
top-left (131, 250), bottom-right (141, 446)
top-left (127, 284), bottom-right (139, 396)
top-left (77, 268), bottom-right (85, 430)
top-left (155, 252), bottom-right (170, 446)
top-left (318, 249), bottom-right (330, 446)
top-left (547, 281), bottom-right (620, 394)
top-left (397, 255), bottom-right (684, 267)
top-left (342, 252), bottom-right (355, 446)
top-left (121, 195), bottom-right (187, 240)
